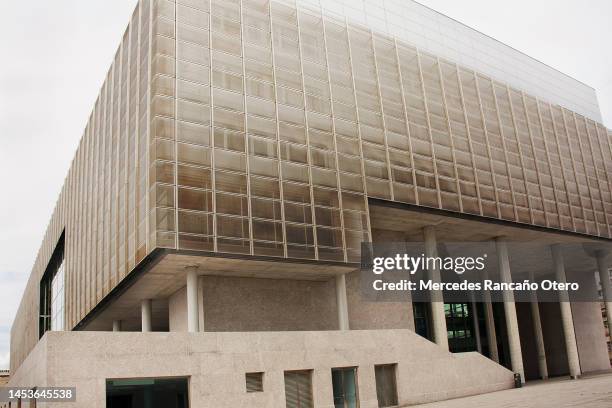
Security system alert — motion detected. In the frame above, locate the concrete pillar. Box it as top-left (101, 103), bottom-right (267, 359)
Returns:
top-left (551, 245), bottom-right (581, 379)
top-left (596, 251), bottom-right (612, 342)
top-left (141, 299), bottom-right (152, 332)
top-left (529, 272), bottom-right (548, 379)
top-left (197, 276), bottom-right (205, 332)
top-left (496, 237), bottom-right (524, 383)
top-left (481, 269), bottom-right (499, 363)
top-left (335, 274), bottom-right (350, 330)
top-left (423, 226), bottom-right (448, 351)
top-left (187, 268), bottom-right (199, 333)
top-left (112, 320), bottom-right (122, 332)
top-left (470, 293), bottom-right (482, 353)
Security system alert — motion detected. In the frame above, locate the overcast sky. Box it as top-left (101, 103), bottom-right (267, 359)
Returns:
top-left (0, 0), bottom-right (610, 370)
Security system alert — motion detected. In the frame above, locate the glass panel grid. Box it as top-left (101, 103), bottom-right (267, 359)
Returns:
top-left (147, 0), bottom-right (612, 260)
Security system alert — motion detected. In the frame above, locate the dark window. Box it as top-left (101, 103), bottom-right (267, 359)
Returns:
top-left (39, 233), bottom-right (65, 338)
top-left (374, 364), bottom-right (398, 407)
top-left (445, 303), bottom-right (479, 353)
top-left (332, 367), bottom-right (359, 408)
top-left (284, 370), bottom-right (313, 408)
top-left (106, 378), bottom-right (188, 408)
top-left (245, 372), bottom-right (264, 393)
top-left (412, 302), bottom-right (430, 340)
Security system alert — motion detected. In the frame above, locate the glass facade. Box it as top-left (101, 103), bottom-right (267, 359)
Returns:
top-left (149, 0), bottom-right (374, 263)
top-left (445, 303), bottom-right (476, 354)
top-left (304, 0), bottom-right (603, 123)
top-left (38, 239), bottom-right (66, 339)
top-left (50, 261), bottom-right (65, 332)
top-left (147, 0), bottom-right (612, 265)
top-left (11, 0), bottom-right (612, 370)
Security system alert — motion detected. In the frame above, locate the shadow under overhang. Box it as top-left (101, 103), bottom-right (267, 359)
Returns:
top-left (79, 249), bottom-right (356, 331)
top-left (79, 199), bottom-right (612, 331)
top-left (369, 198), bottom-right (612, 245)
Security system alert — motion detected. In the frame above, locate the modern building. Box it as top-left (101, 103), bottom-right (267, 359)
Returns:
top-left (7, 0), bottom-right (612, 407)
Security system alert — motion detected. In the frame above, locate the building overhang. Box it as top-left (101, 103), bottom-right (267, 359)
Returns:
top-left (78, 199), bottom-right (612, 332)
top-left (78, 249), bottom-right (356, 331)
top-left (369, 198), bottom-right (612, 246)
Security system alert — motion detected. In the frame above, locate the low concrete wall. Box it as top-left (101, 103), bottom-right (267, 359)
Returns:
top-left (9, 330), bottom-right (514, 407)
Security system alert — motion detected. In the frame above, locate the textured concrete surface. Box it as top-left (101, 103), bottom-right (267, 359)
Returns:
top-left (201, 275), bottom-right (339, 331)
top-left (174, 272), bottom-right (416, 333)
top-left (569, 269), bottom-right (612, 373)
top-left (414, 373), bottom-right (612, 408)
top-left (8, 330), bottom-right (513, 407)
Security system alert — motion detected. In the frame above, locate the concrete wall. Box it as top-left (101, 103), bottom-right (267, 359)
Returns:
top-left (346, 269), bottom-right (415, 331)
top-left (169, 286), bottom-right (188, 332)
top-left (5, 334), bottom-right (48, 388)
top-left (200, 276), bottom-right (339, 331)
top-left (8, 330), bottom-right (514, 408)
top-left (570, 271), bottom-right (611, 373)
top-left (572, 300), bottom-right (611, 373)
top-left (166, 273), bottom-right (414, 333)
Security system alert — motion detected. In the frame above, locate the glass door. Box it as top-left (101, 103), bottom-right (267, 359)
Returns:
top-left (332, 367), bottom-right (359, 408)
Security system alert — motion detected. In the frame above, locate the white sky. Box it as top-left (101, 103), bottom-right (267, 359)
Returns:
top-left (0, 0), bottom-right (610, 370)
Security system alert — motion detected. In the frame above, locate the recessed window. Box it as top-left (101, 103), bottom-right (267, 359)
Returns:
top-left (284, 370), bottom-right (313, 408)
top-left (39, 233), bottom-right (65, 338)
top-left (245, 372), bottom-right (264, 393)
top-left (374, 364), bottom-right (398, 407)
top-left (332, 367), bottom-right (359, 408)
top-left (106, 377), bottom-right (188, 408)
top-left (50, 261), bottom-right (65, 331)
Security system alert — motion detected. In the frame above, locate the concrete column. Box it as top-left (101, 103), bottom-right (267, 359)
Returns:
top-left (112, 320), bottom-right (122, 332)
top-left (481, 269), bottom-right (499, 363)
top-left (423, 226), bottom-right (448, 351)
top-left (141, 299), bottom-right (152, 332)
top-left (187, 268), bottom-right (199, 333)
top-left (335, 274), bottom-right (350, 330)
top-left (596, 251), bottom-right (612, 342)
top-left (551, 245), bottom-right (581, 379)
top-left (197, 276), bottom-right (205, 332)
top-left (529, 272), bottom-right (548, 379)
top-left (470, 293), bottom-right (482, 353)
top-left (496, 237), bottom-right (524, 383)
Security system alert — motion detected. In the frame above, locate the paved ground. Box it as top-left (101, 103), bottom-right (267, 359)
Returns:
top-left (414, 373), bottom-right (612, 408)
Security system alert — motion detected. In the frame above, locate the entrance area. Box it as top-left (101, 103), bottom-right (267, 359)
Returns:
top-left (106, 378), bottom-right (189, 408)
top-left (413, 302), bottom-right (489, 355)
